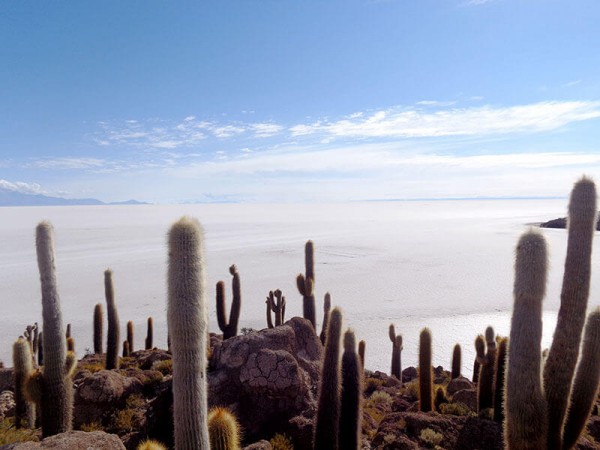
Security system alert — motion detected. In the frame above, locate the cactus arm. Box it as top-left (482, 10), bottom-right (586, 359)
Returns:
top-left (543, 178), bottom-right (597, 449)
top-left (216, 281), bottom-right (228, 333)
top-left (562, 308), bottom-right (600, 450)
top-left (451, 344), bottom-right (461, 379)
top-left (228, 264), bottom-right (241, 337)
top-left (320, 292), bottom-right (331, 343)
top-left (93, 303), bottom-right (103, 355)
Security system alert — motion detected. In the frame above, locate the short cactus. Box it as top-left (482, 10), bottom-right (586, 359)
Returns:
top-left (314, 307), bottom-right (342, 450)
top-left (478, 326), bottom-right (496, 413)
top-left (93, 303), bottom-right (103, 354)
top-left (137, 440), bottom-right (167, 450)
top-left (358, 340), bottom-right (366, 370)
top-left (122, 340), bottom-right (130, 357)
top-left (104, 269), bottom-right (120, 370)
top-left (388, 324), bottom-right (403, 382)
top-left (167, 217), bottom-right (210, 449)
top-left (216, 265), bottom-right (242, 340)
top-left (127, 320), bottom-right (134, 353)
top-left (266, 289), bottom-right (286, 328)
top-left (13, 337), bottom-right (35, 429)
top-left (339, 329), bottom-right (362, 450)
top-left (145, 317), bottom-right (153, 350)
top-left (451, 343), bottom-right (461, 379)
top-left (320, 292), bottom-right (331, 344)
top-left (296, 240), bottom-right (316, 329)
top-left (493, 337), bottom-right (508, 423)
top-left (418, 328), bottom-right (433, 413)
top-left (208, 407), bottom-right (241, 450)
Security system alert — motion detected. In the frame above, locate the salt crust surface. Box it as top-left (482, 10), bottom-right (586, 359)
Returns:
top-left (0, 199), bottom-right (598, 377)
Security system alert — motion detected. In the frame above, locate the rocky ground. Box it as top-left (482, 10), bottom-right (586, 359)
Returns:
top-left (0, 317), bottom-right (599, 449)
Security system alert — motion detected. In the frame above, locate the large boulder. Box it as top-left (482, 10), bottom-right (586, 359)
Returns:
top-left (208, 317), bottom-right (322, 442)
top-left (0, 431), bottom-right (125, 449)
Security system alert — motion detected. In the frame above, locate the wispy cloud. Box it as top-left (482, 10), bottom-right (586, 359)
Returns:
top-left (288, 101), bottom-right (600, 139)
top-left (28, 157), bottom-right (107, 170)
top-left (0, 179), bottom-right (45, 194)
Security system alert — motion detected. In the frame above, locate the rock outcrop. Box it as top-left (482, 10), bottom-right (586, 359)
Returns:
top-left (208, 317), bottom-right (322, 443)
top-left (1, 431), bottom-right (126, 449)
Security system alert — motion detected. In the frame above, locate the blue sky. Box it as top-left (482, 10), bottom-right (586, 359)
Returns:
top-left (1, 0), bottom-right (600, 203)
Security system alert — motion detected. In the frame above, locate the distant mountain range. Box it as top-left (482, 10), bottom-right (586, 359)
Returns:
top-left (0, 187), bottom-right (147, 207)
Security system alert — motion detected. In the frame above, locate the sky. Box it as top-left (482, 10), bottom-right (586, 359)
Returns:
top-left (1, 0), bottom-right (600, 203)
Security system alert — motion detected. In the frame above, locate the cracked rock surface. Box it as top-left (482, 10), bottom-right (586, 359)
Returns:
top-left (209, 317), bottom-right (322, 442)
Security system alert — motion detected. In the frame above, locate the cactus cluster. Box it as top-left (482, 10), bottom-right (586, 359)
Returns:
top-left (266, 289), bottom-right (286, 328)
top-left (505, 178), bottom-right (600, 450)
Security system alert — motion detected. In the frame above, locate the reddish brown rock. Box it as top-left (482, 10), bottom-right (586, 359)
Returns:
top-left (1, 431), bottom-right (125, 449)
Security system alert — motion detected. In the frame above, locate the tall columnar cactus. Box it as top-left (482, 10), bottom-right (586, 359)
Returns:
top-left (339, 329), bottom-right (362, 450)
top-left (13, 337), bottom-right (35, 429)
top-left (297, 240), bottom-right (316, 329)
top-left (320, 292), bottom-right (331, 344)
top-left (505, 231), bottom-right (548, 450)
top-left (104, 269), bottom-right (120, 370)
top-left (208, 407), bottom-right (241, 450)
top-left (543, 177), bottom-right (597, 450)
top-left (493, 337), bottom-right (508, 423)
top-left (478, 326), bottom-right (496, 414)
top-left (167, 217), bottom-right (210, 450)
top-left (93, 303), bottom-right (103, 354)
top-left (65, 323), bottom-right (71, 339)
top-left (562, 308), bottom-right (600, 450)
top-left (474, 334), bottom-right (485, 385)
top-left (418, 328), bottom-right (433, 413)
top-left (266, 289), bottom-right (286, 328)
top-left (388, 324), bottom-right (403, 382)
top-left (34, 221), bottom-right (73, 437)
top-left (127, 320), bottom-right (134, 353)
top-left (472, 358), bottom-right (480, 384)
top-left (451, 343), bottom-right (461, 379)
top-left (145, 317), bottom-right (153, 350)
top-left (216, 265), bottom-right (242, 340)
top-left (314, 307), bottom-right (342, 450)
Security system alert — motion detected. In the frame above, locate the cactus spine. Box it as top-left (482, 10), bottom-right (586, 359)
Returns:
top-left (388, 324), bottom-right (403, 382)
top-left (543, 178), bottom-right (597, 450)
top-left (93, 303), bottom-right (103, 354)
top-left (339, 329), bottom-right (362, 450)
top-left (105, 269), bottom-right (120, 370)
top-left (208, 407), bottom-right (241, 450)
top-left (505, 231), bottom-right (548, 450)
top-left (13, 337), bottom-right (35, 429)
top-left (493, 337), bottom-right (508, 423)
top-left (320, 292), bottom-right (331, 344)
top-left (478, 326), bottom-right (496, 413)
top-left (35, 221), bottom-right (73, 437)
top-left (167, 217), bottom-right (210, 450)
top-left (145, 317), bottom-right (153, 350)
top-left (296, 240), bottom-right (316, 329)
top-left (451, 343), bottom-right (461, 379)
top-left (418, 328), bottom-right (433, 413)
top-left (216, 265), bottom-right (242, 340)
top-left (562, 308), bottom-right (600, 450)
top-left (314, 307), bottom-right (342, 450)
top-left (137, 440), bottom-right (168, 450)
top-left (266, 289), bottom-right (286, 328)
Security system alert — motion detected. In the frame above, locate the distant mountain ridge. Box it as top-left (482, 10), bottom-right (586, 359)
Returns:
top-left (0, 187), bottom-right (147, 206)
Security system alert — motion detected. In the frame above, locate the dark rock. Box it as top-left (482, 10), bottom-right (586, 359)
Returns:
top-left (447, 376), bottom-right (474, 396)
top-left (587, 415), bottom-right (600, 443)
top-left (540, 215), bottom-right (600, 231)
top-left (402, 367), bottom-right (417, 383)
top-left (1, 431), bottom-right (125, 449)
top-left (454, 416), bottom-right (503, 450)
top-left (0, 369), bottom-right (13, 393)
top-left (0, 390), bottom-right (15, 421)
top-left (208, 317), bottom-right (322, 443)
top-left (243, 441), bottom-right (273, 450)
top-left (452, 389), bottom-right (478, 413)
